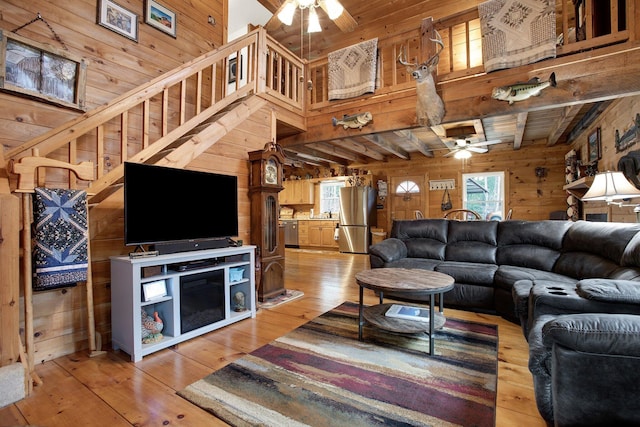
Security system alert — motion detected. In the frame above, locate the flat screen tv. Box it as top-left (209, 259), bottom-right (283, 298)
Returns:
top-left (124, 162), bottom-right (238, 249)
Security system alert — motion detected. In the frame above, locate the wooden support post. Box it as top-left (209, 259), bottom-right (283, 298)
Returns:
top-left (85, 208), bottom-right (105, 358)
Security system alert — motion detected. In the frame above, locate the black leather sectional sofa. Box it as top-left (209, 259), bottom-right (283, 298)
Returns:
top-left (368, 218), bottom-right (640, 426)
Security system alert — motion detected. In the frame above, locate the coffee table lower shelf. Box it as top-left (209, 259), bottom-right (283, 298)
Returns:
top-left (362, 303), bottom-right (446, 334)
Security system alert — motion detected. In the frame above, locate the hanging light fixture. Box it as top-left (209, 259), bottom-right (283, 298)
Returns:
top-left (277, 0), bottom-right (345, 33)
top-left (454, 149), bottom-right (472, 160)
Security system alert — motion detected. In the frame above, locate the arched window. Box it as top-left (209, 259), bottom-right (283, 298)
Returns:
top-left (395, 180), bottom-right (420, 194)
top-left (395, 180), bottom-right (420, 201)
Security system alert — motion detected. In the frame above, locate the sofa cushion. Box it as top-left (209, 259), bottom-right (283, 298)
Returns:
top-left (553, 252), bottom-right (622, 279)
top-left (496, 220), bottom-right (570, 270)
top-left (561, 221), bottom-right (640, 263)
top-left (622, 231), bottom-right (640, 268)
top-left (435, 261), bottom-right (498, 285)
top-left (445, 221), bottom-right (498, 263)
top-left (391, 219), bottom-right (448, 260)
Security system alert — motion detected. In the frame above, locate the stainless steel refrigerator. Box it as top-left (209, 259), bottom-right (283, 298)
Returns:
top-left (338, 186), bottom-right (377, 253)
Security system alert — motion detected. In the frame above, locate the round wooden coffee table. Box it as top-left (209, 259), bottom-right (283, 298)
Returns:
top-left (355, 268), bottom-right (454, 355)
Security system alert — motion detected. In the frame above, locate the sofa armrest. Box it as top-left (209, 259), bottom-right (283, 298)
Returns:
top-left (368, 238), bottom-right (407, 265)
top-left (542, 313), bottom-right (640, 355)
top-left (576, 278), bottom-right (640, 304)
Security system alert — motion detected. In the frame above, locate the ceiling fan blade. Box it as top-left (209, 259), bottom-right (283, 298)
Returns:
top-left (318, 0), bottom-right (358, 32)
top-left (468, 147), bottom-right (488, 153)
top-left (467, 139), bottom-right (502, 147)
top-left (443, 150), bottom-right (459, 157)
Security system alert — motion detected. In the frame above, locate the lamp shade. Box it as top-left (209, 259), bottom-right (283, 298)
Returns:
top-left (277, 1), bottom-right (297, 25)
top-left (308, 6), bottom-right (322, 33)
top-left (582, 171), bottom-right (640, 201)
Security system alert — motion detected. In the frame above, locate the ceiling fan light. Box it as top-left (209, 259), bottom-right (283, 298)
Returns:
top-left (298, 0), bottom-right (316, 8)
top-left (323, 0), bottom-right (344, 19)
top-left (308, 7), bottom-right (322, 33)
top-left (277, 1), bottom-right (297, 25)
top-left (454, 149), bottom-right (472, 159)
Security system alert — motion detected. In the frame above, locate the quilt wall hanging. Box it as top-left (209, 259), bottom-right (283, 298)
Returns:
top-left (479, 0), bottom-right (556, 73)
top-left (328, 38), bottom-right (379, 100)
top-left (33, 187), bottom-right (88, 291)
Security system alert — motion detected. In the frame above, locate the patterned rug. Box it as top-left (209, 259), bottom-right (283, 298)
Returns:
top-left (479, 0), bottom-right (556, 73)
top-left (178, 301), bottom-right (498, 426)
top-left (328, 38), bottom-right (378, 100)
top-left (257, 289), bottom-right (304, 309)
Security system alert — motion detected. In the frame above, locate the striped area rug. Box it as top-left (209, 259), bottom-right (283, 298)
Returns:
top-left (178, 301), bottom-right (498, 426)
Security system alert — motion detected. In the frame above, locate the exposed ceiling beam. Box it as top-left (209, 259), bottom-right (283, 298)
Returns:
top-left (287, 146), bottom-right (349, 165)
top-left (335, 138), bottom-right (386, 161)
top-left (546, 104), bottom-right (582, 146)
top-left (306, 141), bottom-right (369, 163)
top-left (255, 0), bottom-right (281, 14)
top-left (394, 130), bottom-right (434, 157)
top-left (362, 134), bottom-right (411, 160)
top-left (283, 150), bottom-right (330, 167)
top-left (514, 112), bottom-right (528, 149)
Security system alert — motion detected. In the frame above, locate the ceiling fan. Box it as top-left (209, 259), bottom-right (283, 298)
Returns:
top-left (442, 138), bottom-right (503, 159)
top-left (264, 0), bottom-right (357, 33)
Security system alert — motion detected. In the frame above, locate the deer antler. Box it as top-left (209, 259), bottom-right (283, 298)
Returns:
top-left (425, 29), bottom-right (444, 67)
top-left (397, 29), bottom-right (444, 68)
top-left (397, 45), bottom-right (416, 67)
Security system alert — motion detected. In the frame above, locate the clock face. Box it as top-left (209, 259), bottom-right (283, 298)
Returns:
top-left (265, 159), bottom-right (278, 184)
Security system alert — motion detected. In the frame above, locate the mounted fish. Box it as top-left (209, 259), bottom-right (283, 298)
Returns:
top-left (398, 29), bottom-right (445, 126)
top-left (492, 72), bottom-right (557, 105)
top-left (332, 112), bottom-right (373, 129)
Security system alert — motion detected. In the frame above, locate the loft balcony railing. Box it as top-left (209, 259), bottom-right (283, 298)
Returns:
top-left (307, 0), bottom-right (636, 109)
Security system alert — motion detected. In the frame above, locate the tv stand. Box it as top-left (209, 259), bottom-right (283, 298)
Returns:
top-left (110, 246), bottom-right (256, 362)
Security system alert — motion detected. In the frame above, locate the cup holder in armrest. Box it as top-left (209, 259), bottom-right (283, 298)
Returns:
top-left (546, 287), bottom-right (566, 291)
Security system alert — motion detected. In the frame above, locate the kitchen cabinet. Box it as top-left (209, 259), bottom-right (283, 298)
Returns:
top-left (302, 220), bottom-right (339, 249)
top-left (298, 220), bottom-right (309, 245)
top-left (280, 180), bottom-right (314, 205)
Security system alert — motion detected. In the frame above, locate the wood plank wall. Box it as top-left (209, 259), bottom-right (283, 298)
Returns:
top-left (0, 0), bottom-right (273, 361)
top-left (0, 0), bottom-right (225, 151)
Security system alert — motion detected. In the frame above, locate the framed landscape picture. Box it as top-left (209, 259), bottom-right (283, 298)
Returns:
top-left (588, 127), bottom-right (601, 163)
top-left (97, 0), bottom-right (139, 42)
top-left (145, 0), bottom-right (177, 38)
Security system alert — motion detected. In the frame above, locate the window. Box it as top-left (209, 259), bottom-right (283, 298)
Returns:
top-left (395, 180), bottom-right (420, 200)
top-left (462, 171), bottom-right (505, 220)
top-left (320, 181), bottom-right (345, 215)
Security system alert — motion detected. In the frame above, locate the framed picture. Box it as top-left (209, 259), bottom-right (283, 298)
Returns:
top-left (228, 55), bottom-right (243, 84)
top-left (145, 0), bottom-right (177, 38)
top-left (97, 0), bottom-right (139, 42)
top-left (587, 127), bottom-right (601, 163)
top-left (0, 30), bottom-right (88, 111)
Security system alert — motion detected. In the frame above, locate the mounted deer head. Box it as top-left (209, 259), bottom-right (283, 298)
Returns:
top-left (398, 30), bottom-right (445, 126)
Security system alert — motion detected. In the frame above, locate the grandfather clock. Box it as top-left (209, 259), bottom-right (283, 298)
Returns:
top-left (249, 141), bottom-right (286, 301)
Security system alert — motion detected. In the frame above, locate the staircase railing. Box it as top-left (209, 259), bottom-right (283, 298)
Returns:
top-left (7, 27), bottom-right (305, 200)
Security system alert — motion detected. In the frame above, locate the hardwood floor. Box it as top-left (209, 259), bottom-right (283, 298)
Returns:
top-left (0, 249), bottom-right (547, 426)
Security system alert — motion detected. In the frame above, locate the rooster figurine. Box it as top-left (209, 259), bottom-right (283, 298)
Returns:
top-left (141, 309), bottom-right (164, 344)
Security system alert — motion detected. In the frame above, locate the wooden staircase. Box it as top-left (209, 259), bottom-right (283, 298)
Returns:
top-left (7, 27), bottom-right (305, 206)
